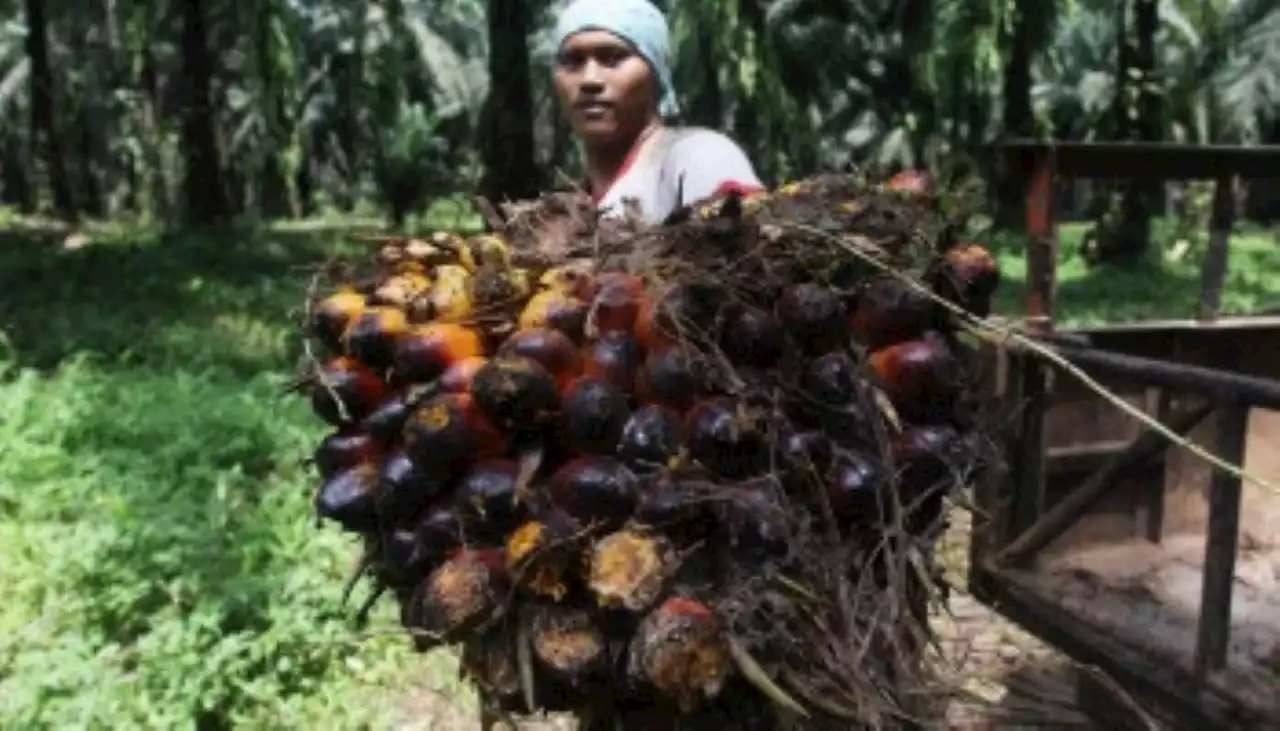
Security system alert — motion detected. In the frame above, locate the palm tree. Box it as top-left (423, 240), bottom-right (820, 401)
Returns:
top-left (23, 0), bottom-right (75, 219)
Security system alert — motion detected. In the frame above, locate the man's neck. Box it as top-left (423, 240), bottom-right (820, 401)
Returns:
top-left (585, 121), bottom-right (662, 196)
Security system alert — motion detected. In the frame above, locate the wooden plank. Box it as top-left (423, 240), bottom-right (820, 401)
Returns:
top-left (1047, 342), bottom-right (1280, 410)
top-left (1063, 316), bottom-right (1280, 335)
top-left (1023, 146), bottom-right (1058, 328)
top-left (1194, 403), bottom-right (1249, 677)
top-left (996, 140), bottom-right (1280, 179)
top-left (1138, 389), bottom-right (1170, 542)
top-left (980, 564), bottom-right (1258, 729)
top-left (998, 403), bottom-right (1214, 565)
top-left (1046, 441), bottom-right (1132, 474)
top-left (1047, 440), bottom-right (1132, 460)
top-left (1005, 143), bottom-right (1058, 543)
top-left (969, 347), bottom-right (1018, 598)
top-left (1008, 356), bottom-right (1050, 540)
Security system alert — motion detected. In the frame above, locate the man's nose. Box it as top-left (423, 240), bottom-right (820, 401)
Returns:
top-left (579, 61), bottom-right (605, 92)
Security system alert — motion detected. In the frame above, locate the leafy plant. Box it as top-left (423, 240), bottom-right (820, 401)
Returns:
top-left (0, 226), bottom-right (474, 728)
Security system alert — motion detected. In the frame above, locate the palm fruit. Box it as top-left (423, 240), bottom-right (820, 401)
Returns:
top-left (392, 322), bottom-right (486, 385)
top-left (310, 289), bottom-right (366, 353)
top-left (296, 168), bottom-right (1005, 729)
top-left (587, 528), bottom-right (677, 612)
top-left (526, 604), bottom-right (608, 686)
top-left (307, 356), bottom-right (389, 426)
top-left (505, 510), bottom-right (583, 601)
top-left (628, 597), bottom-right (732, 712)
top-left (405, 548), bottom-right (508, 641)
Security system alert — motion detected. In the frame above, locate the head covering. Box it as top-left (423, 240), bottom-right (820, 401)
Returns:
top-left (553, 0), bottom-right (680, 119)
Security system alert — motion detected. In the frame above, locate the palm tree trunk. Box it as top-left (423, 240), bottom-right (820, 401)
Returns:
top-left (480, 0), bottom-right (539, 202)
top-left (997, 1), bottom-right (1034, 229)
top-left (180, 0), bottom-right (229, 225)
top-left (139, 34), bottom-right (170, 220)
top-left (1245, 120), bottom-right (1280, 222)
top-left (24, 0), bottom-right (77, 221)
top-left (258, 0), bottom-right (292, 218)
top-left (1, 133), bottom-right (35, 212)
top-left (1113, 0), bottom-right (1159, 264)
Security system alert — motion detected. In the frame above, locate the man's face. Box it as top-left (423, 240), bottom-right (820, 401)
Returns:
top-left (553, 30), bottom-right (658, 147)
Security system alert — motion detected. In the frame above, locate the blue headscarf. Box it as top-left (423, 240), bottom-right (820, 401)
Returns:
top-left (553, 0), bottom-right (680, 119)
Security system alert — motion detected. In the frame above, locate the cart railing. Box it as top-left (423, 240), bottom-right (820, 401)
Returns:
top-left (970, 140), bottom-right (1280, 727)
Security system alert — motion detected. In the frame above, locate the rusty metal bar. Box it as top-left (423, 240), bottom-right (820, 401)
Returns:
top-left (1193, 402), bottom-right (1249, 678)
top-left (998, 402), bottom-right (1214, 565)
top-left (1047, 342), bottom-right (1280, 410)
top-left (997, 141), bottom-right (1280, 180)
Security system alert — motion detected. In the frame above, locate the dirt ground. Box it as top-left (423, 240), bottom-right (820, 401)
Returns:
top-left (389, 412), bottom-right (1280, 730)
top-left (929, 512), bottom-right (1096, 730)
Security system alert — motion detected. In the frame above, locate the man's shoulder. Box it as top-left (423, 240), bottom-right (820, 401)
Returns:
top-left (661, 127), bottom-right (755, 177)
top-left (663, 126), bottom-right (746, 154)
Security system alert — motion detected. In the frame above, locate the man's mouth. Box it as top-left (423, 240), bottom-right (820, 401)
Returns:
top-left (576, 100), bottom-right (612, 116)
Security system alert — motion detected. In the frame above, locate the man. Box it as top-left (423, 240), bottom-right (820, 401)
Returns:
top-left (552, 0), bottom-right (765, 224)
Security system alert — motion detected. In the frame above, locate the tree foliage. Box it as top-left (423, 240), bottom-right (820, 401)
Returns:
top-left (0, 0), bottom-right (1275, 228)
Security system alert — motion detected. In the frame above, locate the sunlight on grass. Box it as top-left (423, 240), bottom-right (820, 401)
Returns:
top-left (989, 222), bottom-right (1280, 327)
top-left (0, 225), bottom-right (464, 728)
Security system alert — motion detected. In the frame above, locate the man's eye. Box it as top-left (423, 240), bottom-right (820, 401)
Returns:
top-left (556, 52), bottom-right (584, 70)
top-left (597, 49), bottom-right (629, 67)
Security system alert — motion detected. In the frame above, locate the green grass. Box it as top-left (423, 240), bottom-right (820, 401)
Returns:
top-left (0, 222), bottom-right (475, 729)
top-left (988, 221), bottom-right (1280, 327)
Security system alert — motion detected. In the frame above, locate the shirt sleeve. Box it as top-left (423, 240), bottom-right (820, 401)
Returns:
top-left (667, 130), bottom-right (765, 206)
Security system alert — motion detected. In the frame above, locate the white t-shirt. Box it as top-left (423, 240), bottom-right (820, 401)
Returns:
top-left (594, 126), bottom-right (764, 224)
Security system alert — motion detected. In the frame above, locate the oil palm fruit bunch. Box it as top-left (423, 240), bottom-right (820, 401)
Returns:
top-left (292, 169), bottom-right (1001, 728)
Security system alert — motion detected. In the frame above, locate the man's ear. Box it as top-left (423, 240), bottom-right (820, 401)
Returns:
top-left (649, 74), bottom-right (664, 116)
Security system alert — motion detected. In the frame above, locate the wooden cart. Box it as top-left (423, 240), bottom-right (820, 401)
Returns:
top-left (971, 142), bottom-right (1280, 728)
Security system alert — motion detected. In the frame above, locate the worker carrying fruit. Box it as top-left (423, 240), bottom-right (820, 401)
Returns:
top-left (552, 0), bottom-right (765, 223)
